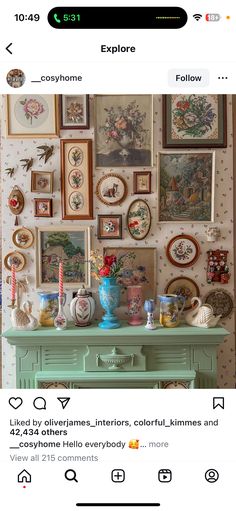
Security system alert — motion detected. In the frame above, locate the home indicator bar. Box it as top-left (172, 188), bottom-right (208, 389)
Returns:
top-left (48, 7), bottom-right (187, 29)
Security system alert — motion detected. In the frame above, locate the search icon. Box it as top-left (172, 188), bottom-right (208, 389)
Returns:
top-left (65, 469), bottom-right (78, 483)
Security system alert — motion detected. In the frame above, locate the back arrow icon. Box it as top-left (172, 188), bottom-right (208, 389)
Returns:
top-left (6, 43), bottom-right (13, 54)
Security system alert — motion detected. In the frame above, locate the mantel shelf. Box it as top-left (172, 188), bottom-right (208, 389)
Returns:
top-left (3, 321), bottom-right (229, 347)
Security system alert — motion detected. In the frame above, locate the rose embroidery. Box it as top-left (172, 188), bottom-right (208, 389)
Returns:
top-left (20, 98), bottom-right (45, 124)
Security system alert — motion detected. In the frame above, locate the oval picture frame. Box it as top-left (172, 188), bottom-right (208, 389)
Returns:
top-left (166, 234), bottom-right (200, 268)
top-left (4, 251), bottom-right (26, 272)
top-left (12, 227), bottom-right (34, 249)
top-left (96, 173), bottom-right (127, 206)
top-left (127, 199), bottom-right (151, 240)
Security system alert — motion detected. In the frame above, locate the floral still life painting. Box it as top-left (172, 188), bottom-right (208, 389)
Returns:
top-left (158, 151), bottom-right (215, 222)
top-left (163, 95), bottom-right (226, 147)
top-left (36, 226), bottom-right (90, 289)
top-left (104, 247), bottom-right (156, 303)
top-left (95, 95), bottom-right (153, 166)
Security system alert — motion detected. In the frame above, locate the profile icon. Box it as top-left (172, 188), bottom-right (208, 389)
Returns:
top-left (6, 68), bottom-right (25, 88)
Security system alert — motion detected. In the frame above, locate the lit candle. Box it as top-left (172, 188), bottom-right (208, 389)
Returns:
top-left (59, 260), bottom-right (64, 298)
top-left (11, 264), bottom-right (16, 302)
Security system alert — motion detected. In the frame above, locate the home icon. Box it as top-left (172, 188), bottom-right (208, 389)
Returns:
top-left (17, 469), bottom-right (31, 483)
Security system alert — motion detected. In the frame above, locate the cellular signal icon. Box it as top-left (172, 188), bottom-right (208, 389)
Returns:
top-left (193, 14), bottom-right (202, 21)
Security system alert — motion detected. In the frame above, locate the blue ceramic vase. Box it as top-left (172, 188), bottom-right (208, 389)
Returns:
top-left (98, 277), bottom-right (121, 329)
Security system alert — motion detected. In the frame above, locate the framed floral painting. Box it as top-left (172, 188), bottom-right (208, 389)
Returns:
top-left (104, 247), bottom-right (157, 304)
top-left (61, 139), bottom-right (93, 220)
top-left (127, 199), bottom-right (151, 240)
top-left (34, 198), bottom-right (53, 217)
top-left (36, 225), bottom-right (91, 289)
top-left (157, 151), bottom-right (215, 222)
top-left (60, 94), bottom-right (89, 129)
top-left (97, 215), bottom-right (122, 240)
top-left (163, 95), bottom-right (227, 147)
top-left (95, 95), bottom-right (153, 167)
top-left (6, 95), bottom-right (59, 138)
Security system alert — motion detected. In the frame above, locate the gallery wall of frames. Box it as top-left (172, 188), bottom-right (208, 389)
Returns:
top-left (0, 94), bottom-right (235, 388)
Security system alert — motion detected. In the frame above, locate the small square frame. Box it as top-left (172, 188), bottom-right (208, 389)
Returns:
top-left (31, 171), bottom-right (54, 194)
top-left (97, 215), bottom-right (122, 240)
top-left (133, 171), bottom-right (152, 194)
top-left (34, 198), bottom-right (53, 217)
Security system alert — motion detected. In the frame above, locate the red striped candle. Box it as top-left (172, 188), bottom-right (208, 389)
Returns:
top-left (11, 264), bottom-right (16, 301)
top-left (59, 261), bottom-right (64, 298)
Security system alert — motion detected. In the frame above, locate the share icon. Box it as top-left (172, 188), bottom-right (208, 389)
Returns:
top-left (57, 397), bottom-right (70, 409)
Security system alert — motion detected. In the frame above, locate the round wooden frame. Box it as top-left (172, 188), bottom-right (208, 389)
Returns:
top-left (166, 234), bottom-right (200, 268)
top-left (12, 227), bottom-right (34, 249)
top-left (165, 276), bottom-right (200, 311)
top-left (127, 199), bottom-right (151, 241)
top-left (96, 173), bottom-right (127, 206)
top-left (4, 251), bottom-right (26, 272)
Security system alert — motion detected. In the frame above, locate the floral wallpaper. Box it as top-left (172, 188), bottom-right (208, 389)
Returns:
top-left (0, 95), bottom-right (235, 388)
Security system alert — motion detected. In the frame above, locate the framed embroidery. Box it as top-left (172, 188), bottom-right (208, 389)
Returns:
top-left (6, 94), bottom-right (59, 138)
top-left (36, 225), bottom-right (91, 289)
top-left (163, 94), bottom-right (227, 148)
top-left (166, 234), bottom-right (200, 267)
top-left (61, 139), bottom-right (93, 220)
top-left (157, 151), bottom-right (215, 222)
top-left (60, 94), bottom-right (89, 129)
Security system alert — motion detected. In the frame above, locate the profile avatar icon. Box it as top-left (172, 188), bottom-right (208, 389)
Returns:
top-left (205, 469), bottom-right (219, 483)
top-left (6, 68), bottom-right (25, 88)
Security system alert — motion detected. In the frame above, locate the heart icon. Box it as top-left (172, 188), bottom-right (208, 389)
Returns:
top-left (9, 397), bottom-right (23, 410)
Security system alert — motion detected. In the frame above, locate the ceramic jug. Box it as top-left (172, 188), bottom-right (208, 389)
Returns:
top-left (38, 291), bottom-right (66, 327)
top-left (158, 294), bottom-right (185, 328)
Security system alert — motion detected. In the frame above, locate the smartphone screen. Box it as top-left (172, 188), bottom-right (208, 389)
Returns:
top-left (0, 1), bottom-right (235, 510)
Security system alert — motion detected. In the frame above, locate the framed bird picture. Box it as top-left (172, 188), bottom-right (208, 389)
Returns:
top-left (6, 95), bottom-right (59, 138)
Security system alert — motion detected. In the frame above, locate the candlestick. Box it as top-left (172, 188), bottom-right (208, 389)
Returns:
top-left (11, 264), bottom-right (16, 302)
top-left (59, 260), bottom-right (64, 297)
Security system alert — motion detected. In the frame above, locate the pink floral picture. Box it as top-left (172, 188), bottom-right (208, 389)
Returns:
top-left (7, 95), bottom-right (58, 137)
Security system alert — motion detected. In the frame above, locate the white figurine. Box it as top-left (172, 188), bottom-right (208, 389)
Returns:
top-left (11, 300), bottom-right (38, 330)
top-left (185, 297), bottom-right (221, 328)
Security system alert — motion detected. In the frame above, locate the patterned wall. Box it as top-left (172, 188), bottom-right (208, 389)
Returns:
top-left (1, 95), bottom-right (235, 388)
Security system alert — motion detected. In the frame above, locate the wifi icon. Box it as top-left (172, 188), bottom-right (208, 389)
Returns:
top-left (193, 13), bottom-right (202, 21)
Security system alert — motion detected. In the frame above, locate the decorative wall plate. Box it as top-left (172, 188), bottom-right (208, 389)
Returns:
top-left (127, 199), bottom-right (151, 240)
top-left (204, 289), bottom-right (234, 319)
top-left (165, 276), bottom-right (200, 311)
top-left (162, 381), bottom-right (189, 389)
top-left (12, 227), bottom-right (34, 249)
top-left (96, 173), bottom-right (127, 206)
top-left (4, 251), bottom-right (26, 272)
top-left (166, 234), bottom-right (200, 268)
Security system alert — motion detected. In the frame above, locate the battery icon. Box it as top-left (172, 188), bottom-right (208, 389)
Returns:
top-left (205, 13), bottom-right (220, 21)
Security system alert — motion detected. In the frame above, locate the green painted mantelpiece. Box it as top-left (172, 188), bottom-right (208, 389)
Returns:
top-left (3, 322), bottom-right (229, 389)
